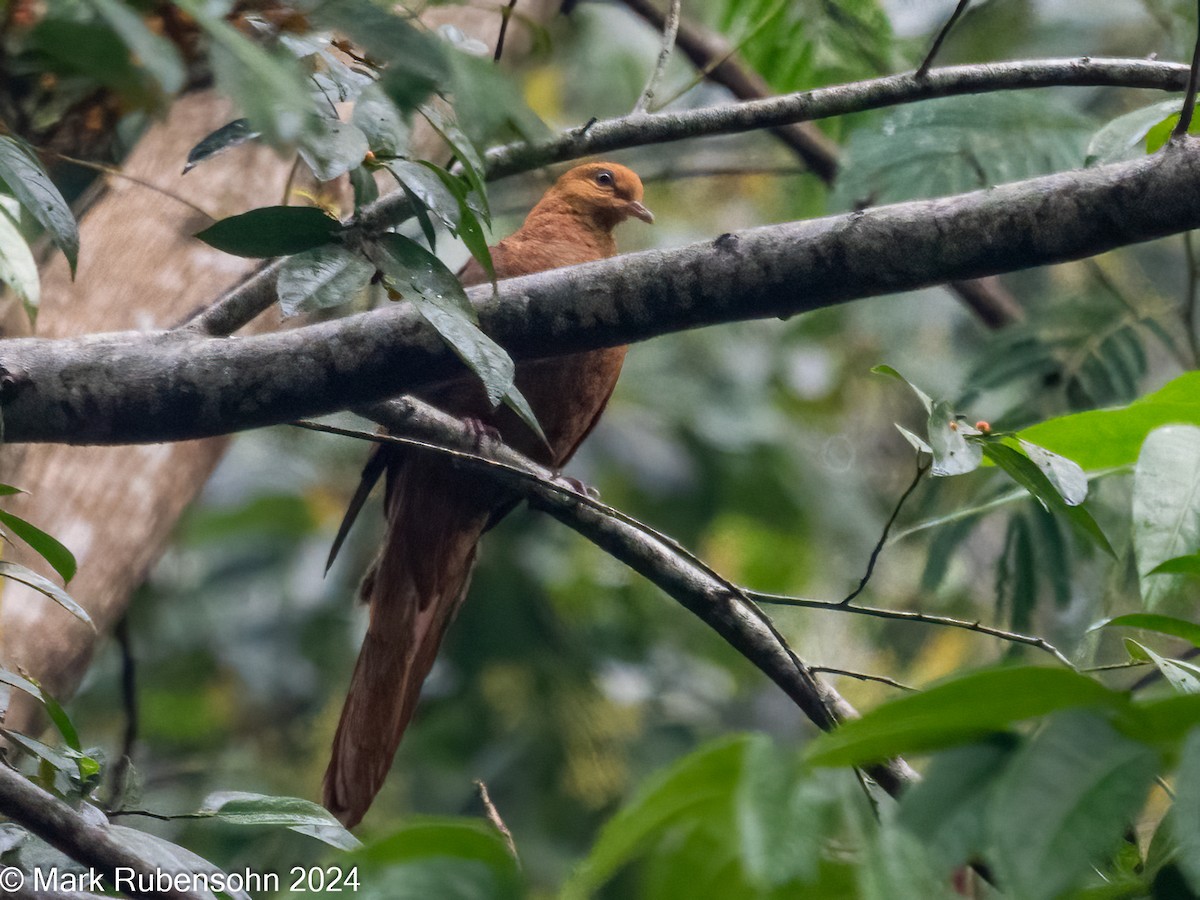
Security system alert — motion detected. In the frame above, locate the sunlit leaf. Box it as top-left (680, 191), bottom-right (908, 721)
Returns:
top-left (1087, 100), bottom-right (1182, 165)
top-left (0, 200), bottom-right (39, 312)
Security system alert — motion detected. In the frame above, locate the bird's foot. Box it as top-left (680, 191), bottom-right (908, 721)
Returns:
top-left (463, 417), bottom-right (502, 451)
top-left (558, 475), bottom-right (600, 499)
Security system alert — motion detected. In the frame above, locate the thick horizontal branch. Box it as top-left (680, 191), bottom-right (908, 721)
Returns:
top-left (193, 57), bottom-right (1187, 336)
top-left (6, 138), bottom-right (1200, 443)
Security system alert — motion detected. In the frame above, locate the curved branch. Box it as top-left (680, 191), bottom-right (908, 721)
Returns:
top-left (5, 137), bottom-right (1200, 444)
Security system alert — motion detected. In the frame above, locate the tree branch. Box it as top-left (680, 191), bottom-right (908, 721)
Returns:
top-left (179, 56), bottom-right (1186, 339)
top-left (0, 765), bottom-right (207, 900)
top-left (6, 138), bottom-right (1200, 444)
top-left (305, 398), bottom-right (918, 796)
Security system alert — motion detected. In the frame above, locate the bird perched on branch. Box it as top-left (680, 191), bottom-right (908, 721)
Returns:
top-left (323, 162), bottom-right (653, 827)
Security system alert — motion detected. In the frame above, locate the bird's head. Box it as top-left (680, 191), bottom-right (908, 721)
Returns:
top-left (547, 162), bottom-right (654, 230)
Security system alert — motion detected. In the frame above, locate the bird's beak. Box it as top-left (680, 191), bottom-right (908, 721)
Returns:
top-left (626, 200), bottom-right (654, 224)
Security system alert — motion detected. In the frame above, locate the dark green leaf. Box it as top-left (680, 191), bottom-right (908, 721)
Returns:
top-left (277, 244), bottom-right (375, 317)
top-left (349, 164), bottom-right (380, 209)
top-left (388, 160), bottom-right (461, 231)
top-left (0, 727), bottom-right (76, 776)
top-left (195, 206), bottom-right (341, 258)
top-left (0, 136), bottom-right (79, 275)
top-left (0, 669), bottom-right (79, 751)
top-left (735, 737), bottom-right (822, 887)
top-left (0, 562), bottom-right (91, 628)
top-left (988, 712), bottom-right (1158, 900)
top-left (182, 119), bottom-right (261, 175)
top-left (807, 667), bottom-right (1128, 768)
top-left (85, 0), bottom-right (186, 94)
top-left (420, 105), bottom-right (491, 222)
top-left (0, 509), bottom-right (76, 584)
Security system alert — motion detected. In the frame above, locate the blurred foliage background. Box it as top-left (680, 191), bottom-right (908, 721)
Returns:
top-left (5, 0), bottom-right (1200, 896)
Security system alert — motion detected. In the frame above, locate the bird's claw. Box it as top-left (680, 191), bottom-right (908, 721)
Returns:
top-left (463, 417), bottom-right (502, 451)
top-left (558, 475), bottom-right (599, 499)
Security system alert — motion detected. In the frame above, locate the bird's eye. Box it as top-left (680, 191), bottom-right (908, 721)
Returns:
top-left (595, 170), bottom-right (614, 187)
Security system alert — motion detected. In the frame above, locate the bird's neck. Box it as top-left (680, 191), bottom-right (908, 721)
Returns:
top-left (516, 195), bottom-right (619, 256)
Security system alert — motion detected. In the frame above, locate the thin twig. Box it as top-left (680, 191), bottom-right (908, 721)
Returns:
top-left (751, 592), bottom-right (1076, 670)
top-left (633, 0), bottom-right (681, 114)
top-left (104, 615), bottom-right (138, 813)
top-left (810, 666), bottom-right (917, 692)
top-left (841, 457), bottom-right (929, 606)
top-left (51, 152), bottom-right (215, 221)
top-left (1081, 659), bottom-right (1151, 673)
top-left (475, 779), bottom-right (519, 862)
top-left (1174, 0), bottom-right (1200, 139)
top-left (493, 0), bottom-right (520, 63)
top-left (916, 0), bottom-right (971, 78)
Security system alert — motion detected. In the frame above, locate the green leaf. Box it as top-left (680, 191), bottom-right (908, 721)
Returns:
top-left (350, 164), bottom-right (380, 209)
top-left (195, 206), bottom-right (341, 258)
top-left (807, 667), bottom-right (1128, 768)
top-left (0, 669), bottom-right (80, 751)
top-left (311, 0), bottom-right (448, 113)
top-left (182, 119), bottom-right (261, 174)
top-left (0, 200), bottom-right (39, 311)
top-left (1133, 426), bottom-right (1200, 610)
top-left (420, 105), bottom-right (491, 222)
top-left (983, 442), bottom-right (1113, 557)
top-left (988, 711), bottom-right (1158, 900)
top-left (0, 727), bottom-right (77, 777)
top-left (387, 161), bottom-right (461, 231)
top-left (0, 561), bottom-right (92, 629)
top-left (277, 244), bottom-right (375, 317)
top-left (734, 737), bottom-right (823, 887)
top-left (199, 791), bottom-right (362, 850)
top-left (1173, 728), bottom-right (1200, 892)
top-left (370, 234), bottom-right (518, 410)
top-left (0, 509), bottom-right (76, 584)
top-left (1149, 553), bottom-right (1200, 577)
top-left (1019, 371), bottom-right (1200, 471)
top-left (873, 364), bottom-right (933, 413)
top-left (176, 0), bottom-right (314, 147)
top-left (562, 736), bottom-right (751, 900)
top-left (1146, 114), bottom-right (1180, 154)
top-left (298, 117), bottom-right (370, 182)
top-left (1099, 614), bottom-right (1200, 649)
top-left (0, 136), bottom-right (79, 275)
top-left (352, 85), bottom-right (411, 157)
top-left (897, 737), bottom-right (1017, 873)
top-left (84, 0), bottom-right (186, 94)
top-left (1087, 100), bottom-right (1183, 165)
